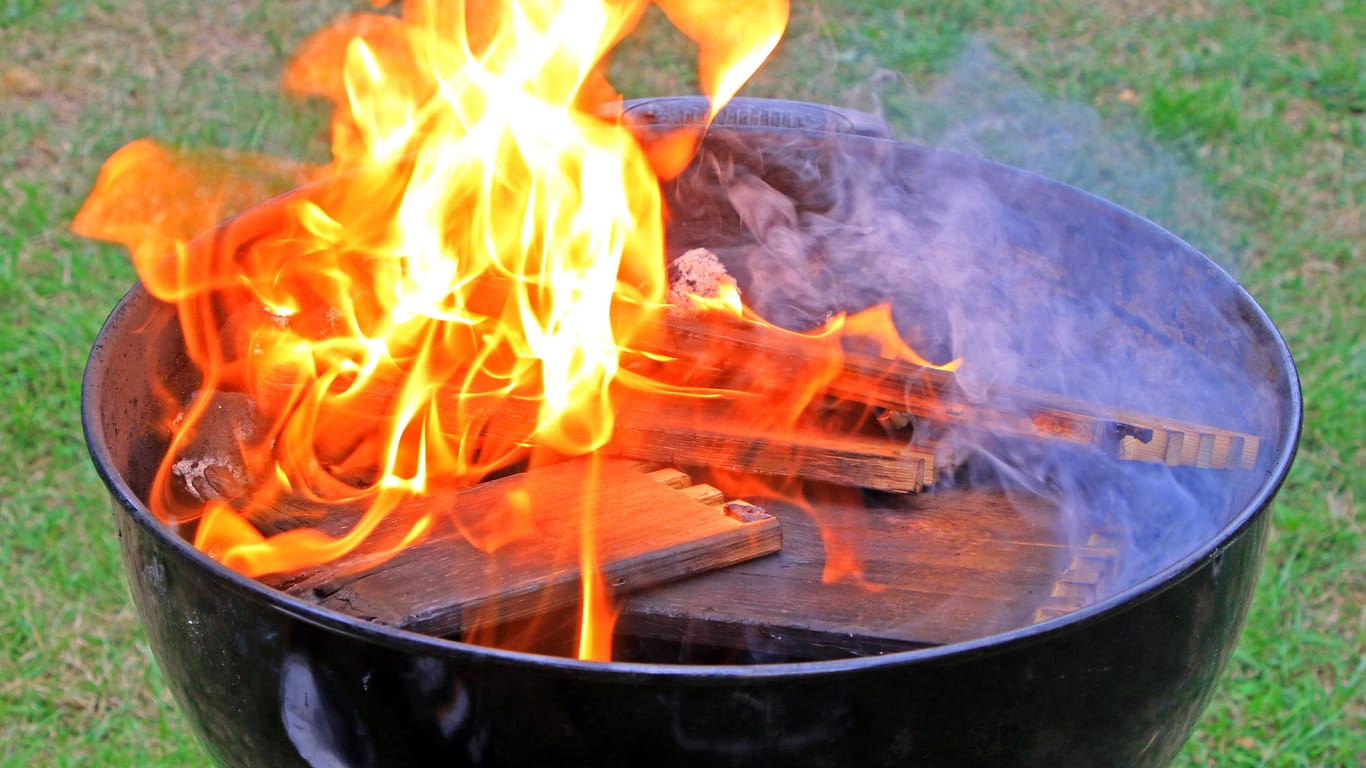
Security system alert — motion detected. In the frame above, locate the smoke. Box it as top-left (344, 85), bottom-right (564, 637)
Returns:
top-left (881, 38), bottom-right (1235, 270)
top-left (658, 39), bottom-right (1281, 599)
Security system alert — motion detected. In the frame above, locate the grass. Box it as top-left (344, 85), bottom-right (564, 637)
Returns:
top-left (1, 0), bottom-right (1360, 765)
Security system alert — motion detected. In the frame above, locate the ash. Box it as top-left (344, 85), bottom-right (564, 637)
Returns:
top-left (667, 247), bottom-right (739, 311)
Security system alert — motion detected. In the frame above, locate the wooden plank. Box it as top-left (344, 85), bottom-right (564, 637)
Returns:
top-left (270, 458), bottom-right (781, 639)
top-left (617, 489), bottom-right (1121, 658)
top-left (248, 369), bottom-right (940, 493)
top-left (257, 308), bottom-right (1261, 473)
top-left (603, 409), bottom-right (937, 493)
top-left (650, 312), bottom-right (1263, 470)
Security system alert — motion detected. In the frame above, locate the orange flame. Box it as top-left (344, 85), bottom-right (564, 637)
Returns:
top-left (74, 0), bottom-right (790, 660)
top-left (73, 0), bottom-right (955, 660)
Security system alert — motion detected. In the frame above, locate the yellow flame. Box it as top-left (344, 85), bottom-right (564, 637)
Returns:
top-left (73, 0), bottom-right (792, 661)
top-left (70, 0), bottom-right (970, 659)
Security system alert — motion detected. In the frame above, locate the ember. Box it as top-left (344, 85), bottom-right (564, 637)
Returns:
top-left (76, 0), bottom-right (1270, 672)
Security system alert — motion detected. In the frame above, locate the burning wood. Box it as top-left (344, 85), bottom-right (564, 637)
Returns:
top-left (646, 305), bottom-right (1264, 471)
top-left (602, 412), bottom-right (938, 493)
top-left (244, 368), bottom-right (941, 494)
top-left (168, 391), bottom-right (266, 503)
top-left (616, 489), bottom-right (1124, 658)
top-left (264, 458), bottom-right (779, 640)
top-left (243, 282), bottom-right (1259, 493)
top-left (153, 239), bottom-right (1253, 657)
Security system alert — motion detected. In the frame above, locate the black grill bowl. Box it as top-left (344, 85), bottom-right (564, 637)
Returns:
top-left (83, 109), bottom-right (1300, 767)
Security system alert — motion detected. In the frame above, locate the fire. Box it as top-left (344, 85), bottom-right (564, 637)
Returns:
top-left (74, 0), bottom-right (951, 660)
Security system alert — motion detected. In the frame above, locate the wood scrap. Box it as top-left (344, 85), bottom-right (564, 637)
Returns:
top-left (618, 489), bottom-right (1123, 659)
top-left (601, 405), bottom-right (938, 492)
top-left (252, 292), bottom-right (1261, 476)
top-left (266, 458), bottom-right (781, 639)
top-left (647, 312), bottom-right (1263, 470)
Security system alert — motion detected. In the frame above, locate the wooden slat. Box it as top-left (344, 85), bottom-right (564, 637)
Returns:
top-left (270, 458), bottom-right (781, 639)
top-left (617, 489), bottom-right (1121, 658)
top-left (603, 411), bottom-right (937, 492)
top-left (253, 302), bottom-right (1261, 474)
top-left (250, 372), bottom-right (940, 493)
top-left (651, 312), bottom-right (1263, 471)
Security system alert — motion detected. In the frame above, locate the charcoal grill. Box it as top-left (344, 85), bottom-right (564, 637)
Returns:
top-left (83, 98), bottom-right (1300, 767)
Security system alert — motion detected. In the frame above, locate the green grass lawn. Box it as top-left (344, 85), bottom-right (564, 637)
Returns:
top-left (2, 1), bottom-right (1360, 765)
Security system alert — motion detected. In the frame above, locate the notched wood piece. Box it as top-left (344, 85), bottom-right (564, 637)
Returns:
top-left (270, 458), bottom-right (781, 639)
top-left (652, 313), bottom-right (1263, 471)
